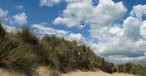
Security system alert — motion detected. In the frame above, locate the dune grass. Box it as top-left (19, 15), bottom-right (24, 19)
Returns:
top-left (135, 65), bottom-right (146, 76)
top-left (0, 23), bottom-right (146, 76)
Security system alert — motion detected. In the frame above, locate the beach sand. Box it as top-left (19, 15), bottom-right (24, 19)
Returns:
top-left (0, 68), bottom-right (135, 76)
top-left (61, 70), bottom-right (135, 76)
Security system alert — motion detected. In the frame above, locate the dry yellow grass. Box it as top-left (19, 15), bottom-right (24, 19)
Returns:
top-left (61, 70), bottom-right (135, 76)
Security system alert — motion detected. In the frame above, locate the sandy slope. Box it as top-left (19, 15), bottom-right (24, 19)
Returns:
top-left (0, 67), bottom-right (51, 76)
top-left (0, 69), bottom-right (25, 76)
top-left (61, 71), bottom-right (135, 76)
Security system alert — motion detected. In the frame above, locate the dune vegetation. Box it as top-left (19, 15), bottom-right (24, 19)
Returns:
top-left (0, 23), bottom-right (146, 76)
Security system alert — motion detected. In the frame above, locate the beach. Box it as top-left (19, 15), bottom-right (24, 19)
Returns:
top-left (61, 70), bottom-right (135, 76)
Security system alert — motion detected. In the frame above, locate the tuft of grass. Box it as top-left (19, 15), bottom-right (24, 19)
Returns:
top-left (41, 36), bottom-right (59, 70)
top-left (0, 40), bottom-right (37, 76)
top-left (135, 65), bottom-right (146, 76)
top-left (16, 27), bottom-right (39, 45)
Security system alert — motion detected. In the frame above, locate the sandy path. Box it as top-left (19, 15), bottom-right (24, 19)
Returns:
top-left (61, 71), bottom-right (135, 76)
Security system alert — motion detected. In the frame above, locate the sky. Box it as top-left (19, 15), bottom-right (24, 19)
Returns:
top-left (0, 0), bottom-right (146, 64)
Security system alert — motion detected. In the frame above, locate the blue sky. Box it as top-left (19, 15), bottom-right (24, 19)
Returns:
top-left (0, 0), bottom-right (90, 39)
top-left (0, 0), bottom-right (146, 64)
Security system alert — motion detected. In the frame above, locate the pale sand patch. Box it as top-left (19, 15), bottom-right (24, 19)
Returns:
top-left (34, 66), bottom-right (51, 76)
top-left (0, 67), bottom-right (51, 76)
top-left (113, 73), bottom-right (135, 76)
top-left (0, 69), bottom-right (25, 76)
top-left (61, 70), bottom-right (135, 76)
top-left (0, 68), bottom-right (135, 76)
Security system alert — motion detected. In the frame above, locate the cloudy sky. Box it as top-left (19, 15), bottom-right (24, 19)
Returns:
top-left (0, 0), bottom-right (146, 64)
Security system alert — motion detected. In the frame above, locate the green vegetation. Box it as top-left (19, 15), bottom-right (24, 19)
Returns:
top-left (135, 65), bottom-right (146, 76)
top-left (0, 23), bottom-right (146, 76)
top-left (113, 63), bottom-right (146, 76)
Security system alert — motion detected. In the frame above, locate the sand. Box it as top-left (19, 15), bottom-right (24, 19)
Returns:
top-left (0, 66), bottom-right (51, 76)
top-left (0, 68), bottom-right (135, 76)
top-left (61, 70), bottom-right (135, 76)
top-left (0, 69), bottom-right (25, 76)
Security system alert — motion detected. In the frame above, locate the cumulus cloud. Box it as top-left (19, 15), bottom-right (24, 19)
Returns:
top-left (53, 0), bottom-right (127, 28)
top-left (31, 23), bottom-right (87, 45)
top-left (52, 0), bottom-right (146, 64)
top-left (109, 26), bottom-right (124, 36)
top-left (88, 5), bottom-right (146, 64)
top-left (0, 8), bottom-right (17, 32)
top-left (12, 12), bottom-right (27, 25)
top-left (123, 16), bottom-right (142, 41)
top-left (0, 8), bottom-right (28, 27)
top-left (140, 21), bottom-right (146, 38)
top-left (89, 17), bottom-right (146, 64)
top-left (51, 0), bottom-right (146, 64)
top-left (39, 0), bottom-right (62, 7)
top-left (66, 33), bottom-right (86, 45)
top-left (130, 4), bottom-right (146, 18)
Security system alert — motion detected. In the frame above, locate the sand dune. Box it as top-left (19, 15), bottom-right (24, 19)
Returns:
top-left (61, 70), bottom-right (135, 76)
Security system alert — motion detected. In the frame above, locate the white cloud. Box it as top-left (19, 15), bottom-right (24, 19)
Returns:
top-left (32, 23), bottom-right (68, 37)
top-left (0, 8), bottom-right (27, 26)
top-left (53, 17), bottom-right (83, 28)
top-left (0, 8), bottom-right (17, 32)
top-left (66, 33), bottom-right (86, 45)
top-left (130, 4), bottom-right (146, 18)
top-left (53, 0), bottom-right (127, 28)
top-left (39, 0), bottom-right (62, 7)
top-left (140, 21), bottom-right (146, 38)
top-left (123, 16), bottom-right (142, 41)
top-left (109, 26), bottom-right (124, 36)
top-left (144, 52), bottom-right (146, 56)
top-left (67, 33), bottom-right (85, 41)
top-left (0, 8), bottom-right (8, 20)
top-left (16, 5), bottom-right (23, 10)
top-left (89, 19), bottom-right (146, 64)
top-left (32, 23), bottom-right (87, 45)
top-left (88, 4), bottom-right (146, 64)
top-left (105, 55), bottom-right (146, 64)
top-left (12, 12), bottom-right (27, 25)
top-left (52, 0), bottom-right (146, 64)
top-left (1, 23), bottom-right (17, 33)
